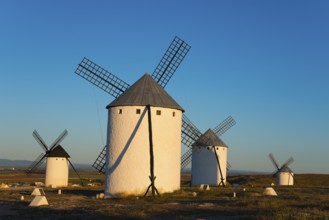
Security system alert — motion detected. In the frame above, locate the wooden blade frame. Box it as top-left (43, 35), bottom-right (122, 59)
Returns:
top-left (181, 114), bottom-right (203, 148)
top-left (279, 157), bottom-right (294, 172)
top-left (32, 130), bottom-right (49, 152)
top-left (26, 153), bottom-right (47, 174)
top-left (269, 153), bottom-right (280, 170)
top-left (92, 146), bottom-right (107, 174)
top-left (152, 36), bottom-right (191, 88)
top-left (49, 130), bottom-right (68, 151)
top-left (181, 148), bottom-right (192, 171)
top-left (75, 57), bottom-right (130, 98)
top-left (213, 116), bottom-right (236, 137)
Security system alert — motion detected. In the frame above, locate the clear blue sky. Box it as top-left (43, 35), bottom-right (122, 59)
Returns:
top-left (0, 1), bottom-right (328, 173)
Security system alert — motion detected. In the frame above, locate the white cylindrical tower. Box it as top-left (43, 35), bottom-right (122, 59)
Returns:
top-left (277, 171), bottom-right (294, 186)
top-left (104, 74), bottom-right (184, 197)
top-left (45, 145), bottom-right (70, 188)
top-left (191, 129), bottom-right (228, 186)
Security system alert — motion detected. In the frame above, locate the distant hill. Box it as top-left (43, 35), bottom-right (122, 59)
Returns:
top-left (228, 169), bottom-right (270, 175)
top-left (1, 159), bottom-right (268, 174)
top-left (0, 159), bottom-right (32, 167)
top-left (0, 158), bottom-right (92, 169)
top-left (182, 167), bottom-right (269, 175)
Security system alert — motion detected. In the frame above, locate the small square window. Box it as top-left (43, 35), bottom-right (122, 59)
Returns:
top-left (156, 110), bottom-right (161, 115)
top-left (136, 109), bottom-right (141, 114)
top-left (119, 109), bottom-right (122, 114)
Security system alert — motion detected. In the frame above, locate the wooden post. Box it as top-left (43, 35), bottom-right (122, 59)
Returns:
top-left (213, 146), bottom-right (225, 187)
top-left (144, 105), bottom-right (159, 197)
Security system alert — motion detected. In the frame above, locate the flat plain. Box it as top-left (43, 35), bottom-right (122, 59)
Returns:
top-left (0, 170), bottom-right (328, 220)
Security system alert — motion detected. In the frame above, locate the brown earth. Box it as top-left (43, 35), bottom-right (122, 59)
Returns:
top-left (1, 171), bottom-right (329, 219)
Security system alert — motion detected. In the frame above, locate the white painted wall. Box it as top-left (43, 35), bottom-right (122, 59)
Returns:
top-left (191, 146), bottom-right (227, 186)
top-left (217, 146), bottom-right (227, 185)
top-left (45, 157), bottom-right (69, 188)
top-left (277, 172), bottom-right (294, 186)
top-left (104, 106), bottom-right (182, 197)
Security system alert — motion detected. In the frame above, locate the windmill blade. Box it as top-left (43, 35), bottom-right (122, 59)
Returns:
top-left (49, 130), bottom-right (68, 151)
top-left (68, 159), bottom-right (84, 186)
top-left (75, 57), bottom-right (130, 98)
top-left (286, 165), bottom-right (293, 173)
top-left (181, 148), bottom-right (192, 170)
top-left (152, 36), bottom-right (191, 88)
top-left (26, 153), bottom-right (47, 174)
top-left (181, 114), bottom-right (203, 147)
top-left (280, 157), bottom-right (294, 171)
top-left (268, 153), bottom-right (280, 170)
top-left (213, 116), bottom-right (236, 137)
top-left (32, 130), bottom-right (49, 152)
top-left (272, 169), bottom-right (280, 177)
top-left (227, 162), bottom-right (232, 171)
top-left (92, 146), bottom-right (107, 174)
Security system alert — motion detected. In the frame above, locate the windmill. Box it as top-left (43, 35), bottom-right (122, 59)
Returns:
top-left (268, 153), bottom-right (294, 186)
top-left (75, 36), bottom-right (191, 197)
top-left (180, 115), bottom-right (236, 186)
top-left (26, 130), bottom-right (82, 188)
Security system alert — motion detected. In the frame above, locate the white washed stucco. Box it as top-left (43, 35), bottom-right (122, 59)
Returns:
top-left (45, 157), bottom-right (69, 188)
top-left (277, 172), bottom-right (294, 186)
top-left (191, 146), bottom-right (227, 186)
top-left (104, 106), bottom-right (182, 197)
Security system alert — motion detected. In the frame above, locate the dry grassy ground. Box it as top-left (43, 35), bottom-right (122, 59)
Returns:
top-left (1, 170), bottom-right (329, 220)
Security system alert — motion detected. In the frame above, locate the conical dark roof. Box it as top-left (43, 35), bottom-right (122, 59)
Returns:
top-left (280, 166), bottom-right (293, 173)
top-left (192, 129), bottom-right (228, 148)
top-left (47, 145), bottom-right (70, 158)
top-left (106, 73), bottom-right (184, 111)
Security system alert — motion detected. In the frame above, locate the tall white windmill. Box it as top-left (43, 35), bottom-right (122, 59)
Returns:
top-left (74, 36), bottom-right (191, 197)
top-left (26, 130), bottom-right (82, 188)
top-left (105, 73), bottom-right (184, 196)
top-left (269, 153), bottom-right (294, 186)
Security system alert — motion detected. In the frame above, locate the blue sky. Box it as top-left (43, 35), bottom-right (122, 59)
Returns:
top-left (0, 1), bottom-right (328, 173)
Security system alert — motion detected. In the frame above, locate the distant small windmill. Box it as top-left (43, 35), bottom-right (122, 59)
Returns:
top-left (75, 36), bottom-right (191, 197)
top-left (26, 130), bottom-right (82, 188)
top-left (180, 115), bottom-right (236, 186)
top-left (268, 153), bottom-right (294, 186)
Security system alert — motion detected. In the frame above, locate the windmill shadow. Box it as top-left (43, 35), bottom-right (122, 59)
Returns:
top-left (107, 107), bottom-right (147, 175)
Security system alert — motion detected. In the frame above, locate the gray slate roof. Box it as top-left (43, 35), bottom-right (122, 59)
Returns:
top-left (48, 145), bottom-right (70, 158)
top-left (192, 129), bottom-right (228, 148)
top-left (279, 166), bottom-right (293, 173)
top-left (107, 73), bottom-right (184, 111)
